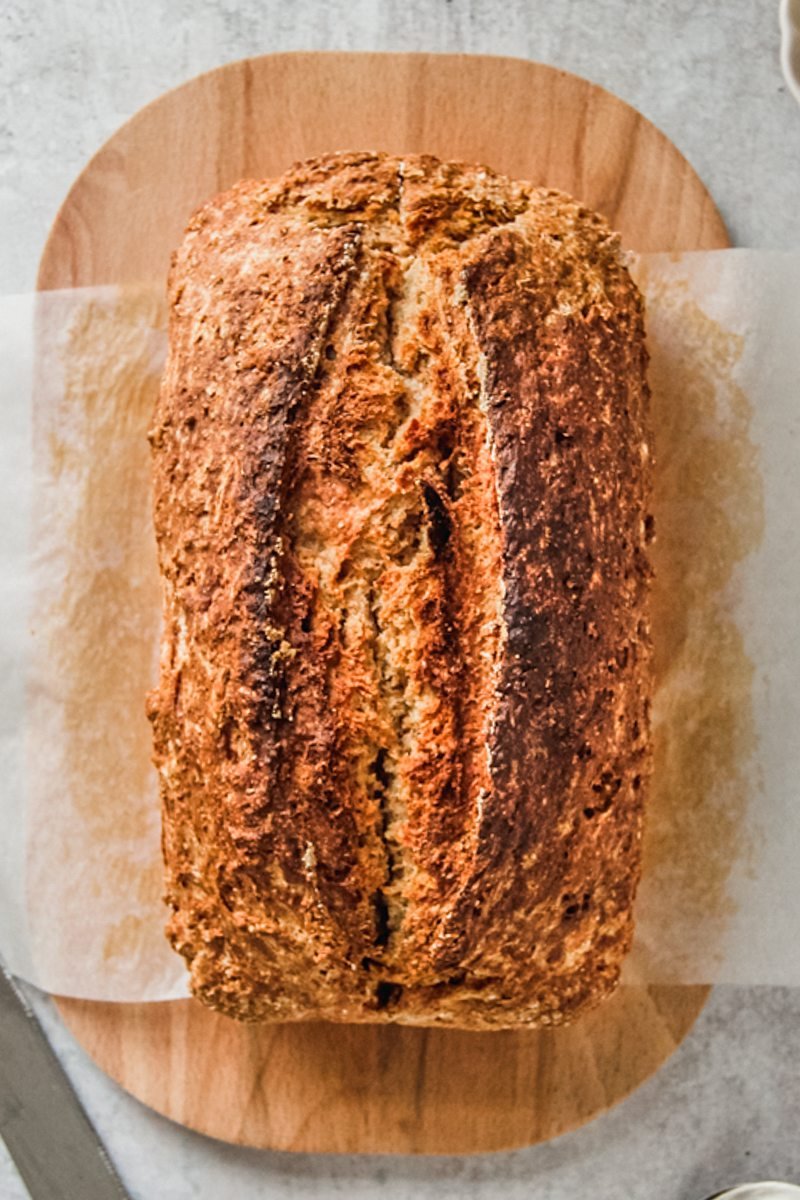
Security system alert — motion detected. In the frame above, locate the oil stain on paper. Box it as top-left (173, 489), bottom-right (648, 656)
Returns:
top-left (630, 260), bottom-right (764, 983)
top-left (26, 287), bottom-right (179, 995)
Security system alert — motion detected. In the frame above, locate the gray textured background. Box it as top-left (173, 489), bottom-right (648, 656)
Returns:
top-left (2, 1), bottom-right (800, 1197)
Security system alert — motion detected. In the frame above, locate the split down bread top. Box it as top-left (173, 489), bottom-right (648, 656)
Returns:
top-left (148, 151), bottom-right (653, 1029)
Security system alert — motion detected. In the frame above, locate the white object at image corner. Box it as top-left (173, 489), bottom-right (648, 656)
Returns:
top-left (709, 1185), bottom-right (800, 1199)
top-left (780, 0), bottom-right (800, 102)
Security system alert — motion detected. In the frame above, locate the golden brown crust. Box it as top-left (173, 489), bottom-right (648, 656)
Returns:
top-left (148, 152), bottom-right (652, 1028)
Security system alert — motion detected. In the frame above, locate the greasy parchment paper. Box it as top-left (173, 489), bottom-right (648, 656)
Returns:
top-left (0, 249), bottom-right (798, 1002)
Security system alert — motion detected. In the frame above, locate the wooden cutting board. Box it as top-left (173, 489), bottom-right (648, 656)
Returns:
top-left (38, 52), bottom-right (729, 1155)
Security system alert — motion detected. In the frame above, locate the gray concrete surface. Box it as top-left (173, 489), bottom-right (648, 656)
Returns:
top-left (2, 1), bottom-right (800, 1197)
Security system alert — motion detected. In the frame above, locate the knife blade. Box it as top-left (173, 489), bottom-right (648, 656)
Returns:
top-left (0, 961), bottom-right (131, 1200)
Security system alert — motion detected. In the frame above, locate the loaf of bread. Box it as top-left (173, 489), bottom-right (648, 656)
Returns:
top-left (147, 152), bottom-right (652, 1029)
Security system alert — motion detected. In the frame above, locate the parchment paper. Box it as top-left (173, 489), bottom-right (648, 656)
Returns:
top-left (0, 249), bottom-right (797, 1001)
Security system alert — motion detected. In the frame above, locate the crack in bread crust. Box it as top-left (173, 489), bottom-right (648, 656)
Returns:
top-left (148, 152), bottom-right (652, 1028)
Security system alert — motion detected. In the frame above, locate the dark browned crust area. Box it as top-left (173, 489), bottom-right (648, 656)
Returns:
top-left (148, 152), bottom-right (652, 1028)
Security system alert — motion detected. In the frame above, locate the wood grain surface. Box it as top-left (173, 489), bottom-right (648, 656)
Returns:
top-left (38, 51), bottom-right (728, 292)
top-left (38, 51), bottom-right (729, 1155)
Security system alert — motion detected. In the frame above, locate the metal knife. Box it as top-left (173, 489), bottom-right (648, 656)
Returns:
top-left (0, 961), bottom-right (131, 1200)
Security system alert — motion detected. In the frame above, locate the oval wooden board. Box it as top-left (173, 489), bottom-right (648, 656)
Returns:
top-left (40, 52), bottom-right (728, 1155)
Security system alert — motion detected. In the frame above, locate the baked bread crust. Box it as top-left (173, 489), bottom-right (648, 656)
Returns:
top-left (148, 152), bottom-right (652, 1029)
